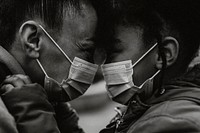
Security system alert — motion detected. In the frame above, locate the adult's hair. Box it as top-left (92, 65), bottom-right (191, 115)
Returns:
top-left (103, 0), bottom-right (200, 77)
top-left (0, 0), bottom-right (81, 50)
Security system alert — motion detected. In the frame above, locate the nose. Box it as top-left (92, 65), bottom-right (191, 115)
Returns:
top-left (94, 48), bottom-right (107, 65)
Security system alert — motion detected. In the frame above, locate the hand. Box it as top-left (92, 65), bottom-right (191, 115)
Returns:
top-left (0, 75), bottom-right (60, 133)
top-left (0, 74), bottom-right (32, 95)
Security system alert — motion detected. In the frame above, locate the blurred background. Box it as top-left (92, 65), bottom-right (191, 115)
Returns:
top-left (70, 80), bottom-right (121, 133)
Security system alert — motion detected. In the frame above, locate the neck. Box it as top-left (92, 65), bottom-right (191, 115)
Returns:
top-left (9, 43), bottom-right (45, 86)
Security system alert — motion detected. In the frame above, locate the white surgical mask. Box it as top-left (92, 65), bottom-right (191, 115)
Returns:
top-left (101, 43), bottom-right (160, 105)
top-left (36, 25), bottom-right (98, 102)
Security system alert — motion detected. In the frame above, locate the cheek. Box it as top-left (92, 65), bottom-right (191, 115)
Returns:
top-left (133, 52), bottom-right (157, 86)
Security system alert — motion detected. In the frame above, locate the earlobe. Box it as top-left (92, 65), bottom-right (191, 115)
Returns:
top-left (156, 36), bottom-right (179, 69)
top-left (19, 20), bottom-right (41, 59)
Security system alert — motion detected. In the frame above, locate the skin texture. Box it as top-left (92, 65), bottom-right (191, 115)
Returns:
top-left (106, 25), bottom-right (159, 86)
top-left (9, 0), bottom-right (97, 85)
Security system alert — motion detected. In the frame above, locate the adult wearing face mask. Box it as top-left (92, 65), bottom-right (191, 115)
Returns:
top-left (99, 0), bottom-right (200, 132)
top-left (0, 0), bottom-right (98, 132)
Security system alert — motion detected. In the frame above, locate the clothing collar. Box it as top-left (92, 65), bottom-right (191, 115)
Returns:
top-left (149, 64), bottom-right (200, 105)
top-left (110, 65), bottom-right (200, 133)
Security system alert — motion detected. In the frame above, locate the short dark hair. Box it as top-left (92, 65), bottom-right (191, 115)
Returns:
top-left (104, 0), bottom-right (200, 74)
top-left (0, 0), bottom-right (80, 50)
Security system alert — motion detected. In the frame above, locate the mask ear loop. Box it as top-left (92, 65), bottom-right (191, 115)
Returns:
top-left (35, 25), bottom-right (80, 78)
top-left (38, 25), bottom-right (78, 66)
top-left (131, 43), bottom-right (158, 68)
top-left (138, 70), bottom-right (160, 89)
top-left (129, 43), bottom-right (160, 88)
top-left (36, 59), bottom-right (50, 78)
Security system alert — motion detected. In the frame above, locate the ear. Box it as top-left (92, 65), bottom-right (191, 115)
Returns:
top-left (156, 36), bottom-right (179, 69)
top-left (19, 20), bottom-right (42, 59)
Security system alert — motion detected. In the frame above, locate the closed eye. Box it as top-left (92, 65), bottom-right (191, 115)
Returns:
top-left (76, 39), bottom-right (95, 53)
top-left (107, 39), bottom-right (124, 54)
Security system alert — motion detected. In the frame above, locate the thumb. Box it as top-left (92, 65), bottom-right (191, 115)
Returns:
top-left (0, 84), bottom-right (14, 95)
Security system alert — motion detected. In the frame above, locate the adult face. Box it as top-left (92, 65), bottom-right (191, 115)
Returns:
top-left (10, 0), bottom-right (97, 85)
top-left (45, 0), bottom-right (97, 82)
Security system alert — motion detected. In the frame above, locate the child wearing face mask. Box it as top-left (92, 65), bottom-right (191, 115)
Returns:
top-left (99, 0), bottom-right (200, 133)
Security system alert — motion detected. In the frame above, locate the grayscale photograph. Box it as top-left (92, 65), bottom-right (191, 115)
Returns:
top-left (0, 0), bottom-right (200, 133)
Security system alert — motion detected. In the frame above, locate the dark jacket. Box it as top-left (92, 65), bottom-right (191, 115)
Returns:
top-left (101, 65), bottom-right (200, 133)
top-left (0, 46), bottom-right (84, 133)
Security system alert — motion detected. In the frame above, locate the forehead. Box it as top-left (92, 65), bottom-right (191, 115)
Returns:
top-left (105, 25), bottom-right (146, 62)
top-left (114, 25), bottom-right (144, 51)
top-left (62, 1), bottom-right (97, 40)
top-left (115, 25), bottom-right (143, 43)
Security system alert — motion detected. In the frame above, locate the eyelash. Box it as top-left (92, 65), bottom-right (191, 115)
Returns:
top-left (76, 42), bottom-right (95, 53)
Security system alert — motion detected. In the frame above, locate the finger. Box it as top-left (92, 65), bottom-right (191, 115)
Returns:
top-left (14, 74), bottom-right (32, 84)
top-left (3, 75), bottom-right (25, 88)
top-left (0, 84), bottom-right (14, 95)
top-left (6, 75), bottom-right (11, 79)
top-left (6, 74), bottom-right (32, 84)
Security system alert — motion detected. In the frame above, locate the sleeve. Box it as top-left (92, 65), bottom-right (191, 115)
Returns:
top-left (1, 83), bottom-right (60, 133)
top-left (0, 98), bottom-right (18, 133)
top-left (54, 102), bottom-right (85, 133)
top-left (128, 115), bottom-right (200, 133)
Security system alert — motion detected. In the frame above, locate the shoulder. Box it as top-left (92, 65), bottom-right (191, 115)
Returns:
top-left (0, 98), bottom-right (18, 133)
top-left (128, 114), bottom-right (200, 133)
top-left (0, 62), bottom-right (11, 83)
top-left (127, 100), bottom-right (200, 133)
top-left (0, 97), bottom-right (14, 121)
